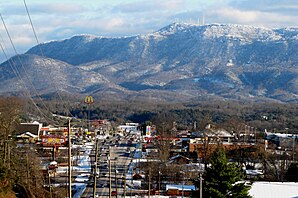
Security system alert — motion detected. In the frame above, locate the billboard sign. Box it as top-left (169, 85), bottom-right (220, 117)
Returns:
top-left (41, 135), bottom-right (66, 147)
top-left (146, 126), bottom-right (151, 137)
top-left (84, 95), bottom-right (94, 104)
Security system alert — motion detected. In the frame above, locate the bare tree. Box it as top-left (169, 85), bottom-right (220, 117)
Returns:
top-left (262, 150), bottom-right (292, 181)
top-left (0, 97), bottom-right (23, 169)
top-left (0, 97), bottom-right (55, 197)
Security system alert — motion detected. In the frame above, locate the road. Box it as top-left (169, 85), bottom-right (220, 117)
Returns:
top-left (81, 134), bottom-right (138, 198)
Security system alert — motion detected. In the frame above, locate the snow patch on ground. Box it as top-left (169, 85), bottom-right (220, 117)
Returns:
top-left (249, 182), bottom-right (298, 198)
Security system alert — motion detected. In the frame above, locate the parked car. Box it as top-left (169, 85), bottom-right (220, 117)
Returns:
top-left (48, 161), bottom-right (58, 170)
top-left (111, 191), bottom-right (117, 196)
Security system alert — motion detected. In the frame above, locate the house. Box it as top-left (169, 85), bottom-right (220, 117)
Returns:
top-left (191, 124), bottom-right (234, 143)
top-left (117, 123), bottom-right (139, 135)
top-left (16, 132), bottom-right (38, 143)
top-left (166, 184), bottom-right (196, 196)
top-left (189, 124), bottom-right (255, 158)
top-left (265, 131), bottom-right (298, 150)
top-left (204, 124), bottom-right (234, 142)
top-left (177, 130), bottom-right (191, 138)
top-left (40, 126), bottom-right (69, 137)
top-left (168, 154), bottom-right (190, 164)
top-left (16, 121), bottom-right (42, 139)
top-left (189, 142), bottom-right (255, 158)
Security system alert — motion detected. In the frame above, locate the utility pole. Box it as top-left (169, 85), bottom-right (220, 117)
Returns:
top-left (254, 127), bottom-right (257, 143)
top-left (130, 164), bottom-right (133, 198)
top-left (84, 95), bottom-right (94, 132)
top-left (199, 173), bottom-right (203, 198)
top-left (250, 126), bottom-right (254, 142)
top-left (123, 166), bottom-right (126, 197)
top-left (52, 146), bottom-right (56, 161)
top-left (244, 125), bottom-right (246, 143)
top-left (182, 173), bottom-right (184, 198)
top-left (7, 143), bottom-right (10, 169)
top-left (68, 119), bottom-right (72, 198)
top-left (109, 146), bottom-right (112, 198)
top-left (148, 169), bottom-right (151, 198)
top-left (48, 170), bottom-right (53, 198)
top-left (115, 162), bottom-right (118, 198)
top-left (293, 137), bottom-right (296, 161)
top-left (26, 151), bottom-right (29, 184)
top-left (93, 140), bottom-right (99, 198)
top-left (158, 170), bottom-right (161, 194)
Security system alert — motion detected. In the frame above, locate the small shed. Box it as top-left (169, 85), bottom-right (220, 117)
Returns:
top-left (166, 184), bottom-right (196, 196)
top-left (16, 132), bottom-right (38, 143)
top-left (168, 154), bottom-right (190, 164)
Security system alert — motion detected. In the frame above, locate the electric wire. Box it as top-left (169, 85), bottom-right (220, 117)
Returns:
top-left (23, 0), bottom-right (76, 119)
top-left (0, 33), bottom-right (9, 56)
top-left (0, 14), bottom-right (58, 125)
top-left (0, 42), bottom-right (57, 125)
top-left (0, 40), bottom-right (58, 125)
top-left (0, 13), bottom-right (51, 113)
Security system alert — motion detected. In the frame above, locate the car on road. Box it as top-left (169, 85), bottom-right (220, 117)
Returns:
top-left (88, 194), bottom-right (99, 198)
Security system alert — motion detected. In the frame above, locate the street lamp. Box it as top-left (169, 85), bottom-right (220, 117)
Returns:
top-left (199, 172), bottom-right (203, 198)
top-left (48, 169), bottom-right (53, 198)
top-left (158, 171), bottom-right (161, 193)
top-left (123, 166), bottom-right (127, 197)
top-left (93, 139), bottom-right (99, 198)
top-left (180, 171), bottom-right (185, 198)
top-left (115, 163), bottom-right (119, 198)
top-left (108, 146), bottom-right (111, 198)
top-left (67, 119), bottom-right (72, 198)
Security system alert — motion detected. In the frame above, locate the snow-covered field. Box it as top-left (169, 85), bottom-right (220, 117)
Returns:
top-left (249, 182), bottom-right (298, 198)
top-left (55, 142), bottom-right (94, 198)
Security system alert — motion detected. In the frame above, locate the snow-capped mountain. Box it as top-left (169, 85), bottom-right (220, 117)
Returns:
top-left (0, 54), bottom-right (126, 96)
top-left (1, 23), bottom-right (297, 102)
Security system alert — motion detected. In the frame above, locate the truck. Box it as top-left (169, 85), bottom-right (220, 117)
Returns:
top-left (127, 139), bottom-right (132, 146)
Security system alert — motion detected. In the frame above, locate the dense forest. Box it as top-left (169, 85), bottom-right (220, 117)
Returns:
top-left (24, 96), bottom-right (298, 134)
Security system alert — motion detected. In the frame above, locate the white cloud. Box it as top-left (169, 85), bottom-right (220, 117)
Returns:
top-left (11, 36), bottom-right (34, 46)
top-left (0, 0), bottom-right (297, 63)
top-left (209, 7), bottom-right (258, 24)
top-left (159, 0), bottom-right (186, 11)
top-left (113, 0), bottom-right (185, 13)
top-left (229, 0), bottom-right (298, 16)
top-left (104, 17), bottom-right (126, 31)
top-left (207, 6), bottom-right (298, 28)
top-left (0, 2), bottom-right (87, 15)
top-left (0, 23), bottom-right (34, 49)
top-left (43, 3), bottom-right (87, 14)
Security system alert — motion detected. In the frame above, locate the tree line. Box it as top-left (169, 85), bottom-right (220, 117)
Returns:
top-left (0, 97), bottom-right (67, 198)
top-left (1, 96), bottom-right (297, 197)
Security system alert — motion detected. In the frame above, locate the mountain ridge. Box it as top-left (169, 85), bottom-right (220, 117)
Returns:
top-left (0, 23), bottom-right (297, 102)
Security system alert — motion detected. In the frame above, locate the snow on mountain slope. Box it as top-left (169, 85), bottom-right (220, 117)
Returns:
top-left (0, 23), bottom-right (297, 102)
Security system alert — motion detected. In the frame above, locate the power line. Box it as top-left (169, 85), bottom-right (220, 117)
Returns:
top-left (0, 13), bottom-right (50, 108)
top-left (0, 40), bottom-right (57, 124)
top-left (0, 33), bottom-right (10, 57)
top-left (23, 0), bottom-right (75, 118)
top-left (23, 0), bottom-right (40, 48)
top-left (0, 15), bottom-right (58, 125)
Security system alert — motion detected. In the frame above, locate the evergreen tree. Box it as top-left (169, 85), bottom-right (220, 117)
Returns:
top-left (202, 148), bottom-right (252, 198)
top-left (285, 163), bottom-right (298, 182)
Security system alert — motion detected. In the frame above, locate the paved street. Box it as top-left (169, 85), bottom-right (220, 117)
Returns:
top-left (81, 134), bottom-right (138, 198)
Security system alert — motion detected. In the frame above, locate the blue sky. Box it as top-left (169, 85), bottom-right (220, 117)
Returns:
top-left (0, 0), bottom-right (298, 63)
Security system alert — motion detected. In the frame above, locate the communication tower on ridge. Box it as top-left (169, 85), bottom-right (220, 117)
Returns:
top-left (198, 15), bottom-right (205, 26)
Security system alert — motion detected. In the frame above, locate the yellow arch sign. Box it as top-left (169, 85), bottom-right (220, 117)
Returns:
top-left (84, 95), bottom-right (94, 104)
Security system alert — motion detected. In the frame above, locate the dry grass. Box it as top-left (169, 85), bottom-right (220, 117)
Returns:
top-left (0, 191), bottom-right (16, 198)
